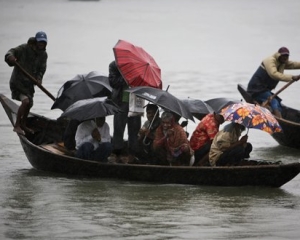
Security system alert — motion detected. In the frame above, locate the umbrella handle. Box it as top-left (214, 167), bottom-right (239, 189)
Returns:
top-left (142, 108), bottom-right (160, 146)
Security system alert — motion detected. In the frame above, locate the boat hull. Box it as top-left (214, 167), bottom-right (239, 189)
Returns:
top-left (19, 135), bottom-right (300, 187)
top-left (2, 93), bottom-right (300, 188)
top-left (237, 84), bottom-right (300, 149)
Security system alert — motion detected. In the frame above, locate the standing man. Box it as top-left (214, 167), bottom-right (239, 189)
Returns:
top-left (247, 47), bottom-right (300, 118)
top-left (5, 31), bottom-right (48, 135)
top-left (108, 60), bottom-right (141, 163)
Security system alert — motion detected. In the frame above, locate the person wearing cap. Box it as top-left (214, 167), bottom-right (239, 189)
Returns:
top-left (4, 31), bottom-right (48, 135)
top-left (247, 47), bottom-right (300, 118)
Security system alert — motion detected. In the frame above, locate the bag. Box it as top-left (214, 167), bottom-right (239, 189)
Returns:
top-left (128, 93), bottom-right (145, 117)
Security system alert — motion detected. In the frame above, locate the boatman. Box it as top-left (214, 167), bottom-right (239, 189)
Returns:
top-left (4, 31), bottom-right (48, 135)
top-left (247, 47), bottom-right (300, 118)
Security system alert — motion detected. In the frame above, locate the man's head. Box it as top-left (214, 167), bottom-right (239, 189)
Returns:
top-left (214, 113), bottom-right (225, 125)
top-left (146, 104), bottom-right (159, 121)
top-left (161, 111), bottom-right (175, 130)
top-left (95, 117), bottom-right (106, 127)
top-left (35, 31), bottom-right (47, 50)
top-left (278, 47), bottom-right (289, 64)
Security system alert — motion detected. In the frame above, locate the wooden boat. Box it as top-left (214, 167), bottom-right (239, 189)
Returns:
top-left (1, 93), bottom-right (300, 188)
top-left (238, 84), bottom-right (300, 149)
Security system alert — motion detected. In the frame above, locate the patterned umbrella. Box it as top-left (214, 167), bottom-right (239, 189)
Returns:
top-left (220, 102), bottom-right (282, 134)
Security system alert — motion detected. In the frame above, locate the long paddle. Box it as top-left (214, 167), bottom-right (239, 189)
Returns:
top-left (14, 61), bottom-right (56, 101)
top-left (262, 79), bottom-right (296, 107)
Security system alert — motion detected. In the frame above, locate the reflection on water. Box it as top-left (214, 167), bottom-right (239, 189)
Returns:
top-left (1, 168), bottom-right (299, 239)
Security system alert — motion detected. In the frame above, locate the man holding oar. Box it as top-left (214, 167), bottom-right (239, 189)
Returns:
top-left (4, 31), bottom-right (48, 135)
top-left (247, 47), bottom-right (300, 118)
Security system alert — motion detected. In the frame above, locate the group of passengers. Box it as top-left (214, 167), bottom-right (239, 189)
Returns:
top-left (68, 60), bottom-right (253, 167)
top-left (5, 32), bottom-right (299, 166)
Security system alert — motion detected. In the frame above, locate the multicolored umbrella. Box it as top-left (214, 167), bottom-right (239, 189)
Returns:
top-left (220, 102), bottom-right (282, 134)
top-left (113, 39), bottom-right (162, 89)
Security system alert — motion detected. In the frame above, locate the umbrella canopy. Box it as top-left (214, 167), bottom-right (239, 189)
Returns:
top-left (113, 39), bottom-right (162, 89)
top-left (59, 97), bottom-right (121, 122)
top-left (205, 97), bottom-right (242, 113)
top-left (126, 86), bottom-right (194, 121)
top-left (51, 71), bottom-right (112, 111)
top-left (220, 102), bottom-right (282, 134)
top-left (181, 98), bottom-right (214, 120)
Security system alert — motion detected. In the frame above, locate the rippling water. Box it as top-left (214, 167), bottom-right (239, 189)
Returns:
top-left (1, 0), bottom-right (300, 239)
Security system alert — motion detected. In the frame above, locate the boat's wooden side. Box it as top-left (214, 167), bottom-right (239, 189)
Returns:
top-left (19, 135), bottom-right (300, 187)
top-left (2, 93), bottom-right (300, 187)
top-left (237, 84), bottom-right (300, 148)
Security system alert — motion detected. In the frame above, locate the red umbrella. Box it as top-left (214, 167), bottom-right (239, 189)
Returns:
top-left (113, 39), bottom-right (162, 89)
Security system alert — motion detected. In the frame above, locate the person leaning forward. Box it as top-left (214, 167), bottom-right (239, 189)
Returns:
top-left (247, 47), bottom-right (300, 118)
top-left (209, 122), bottom-right (252, 167)
top-left (4, 31), bottom-right (48, 135)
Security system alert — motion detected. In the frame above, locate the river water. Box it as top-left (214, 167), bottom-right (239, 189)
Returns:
top-left (1, 0), bottom-right (300, 239)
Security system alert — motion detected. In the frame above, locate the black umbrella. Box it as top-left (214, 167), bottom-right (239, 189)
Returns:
top-left (205, 97), bottom-right (242, 113)
top-left (181, 98), bottom-right (214, 120)
top-left (59, 98), bottom-right (121, 122)
top-left (126, 86), bottom-right (194, 121)
top-left (51, 71), bottom-right (112, 111)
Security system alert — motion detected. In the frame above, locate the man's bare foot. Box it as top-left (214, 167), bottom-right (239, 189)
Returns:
top-left (13, 126), bottom-right (25, 135)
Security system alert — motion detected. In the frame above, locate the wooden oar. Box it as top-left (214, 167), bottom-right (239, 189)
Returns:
top-left (262, 79), bottom-right (296, 107)
top-left (14, 61), bottom-right (56, 101)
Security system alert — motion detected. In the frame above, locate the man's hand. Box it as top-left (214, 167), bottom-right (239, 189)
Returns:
top-left (239, 135), bottom-right (248, 144)
top-left (166, 128), bottom-right (175, 137)
top-left (292, 75), bottom-right (300, 81)
top-left (91, 128), bottom-right (101, 142)
top-left (8, 56), bottom-right (16, 66)
top-left (36, 78), bottom-right (42, 85)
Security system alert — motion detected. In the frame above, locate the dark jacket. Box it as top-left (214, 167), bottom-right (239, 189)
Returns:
top-left (5, 38), bottom-right (48, 100)
top-left (108, 61), bottom-right (128, 105)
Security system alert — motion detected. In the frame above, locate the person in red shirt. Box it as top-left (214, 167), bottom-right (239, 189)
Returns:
top-left (190, 113), bottom-right (224, 166)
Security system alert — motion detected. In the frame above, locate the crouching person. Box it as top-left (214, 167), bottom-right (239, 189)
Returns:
top-left (153, 111), bottom-right (193, 166)
top-left (75, 117), bottom-right (112, 162)
top-left (209, 122), bottom-right (252, 166)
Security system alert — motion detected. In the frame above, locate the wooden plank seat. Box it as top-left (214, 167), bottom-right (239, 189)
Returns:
top-left (41, 142), bottom-right (75, 156)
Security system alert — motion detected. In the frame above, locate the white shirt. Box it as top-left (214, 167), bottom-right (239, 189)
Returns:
top-left (75, 120), bottom-right (111, 150)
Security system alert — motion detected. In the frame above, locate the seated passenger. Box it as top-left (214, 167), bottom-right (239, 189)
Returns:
top-left (190, 113), bottom-right (224, 166)
top-left (153, 111), bottom-right (193, 166)
top-left (136, 104), bottom-right (161, 164)
top-left (75, 117), bottom-right (112, 162)
top-left (209, 122), bottom-right (252, 166)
